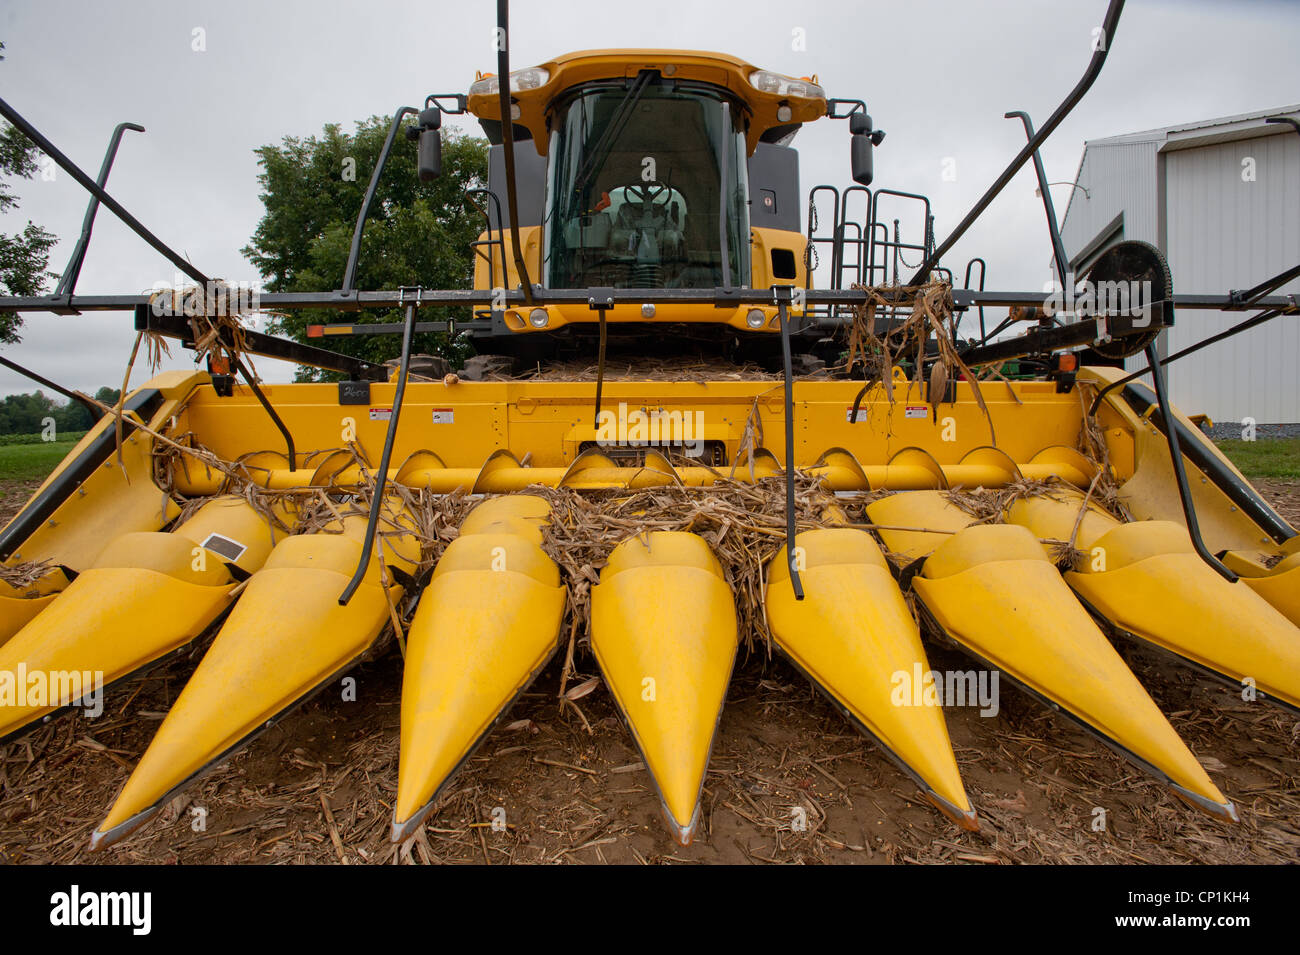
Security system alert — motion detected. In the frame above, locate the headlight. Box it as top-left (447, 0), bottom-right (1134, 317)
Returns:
top-left (528, 308), bottom-right (549, 328)
top-left (747, 70), bottom-right (824, 100)
top-left (469, 67), bottom-right (550, 97)
top-left (746, 309), bottom-right (766, 328)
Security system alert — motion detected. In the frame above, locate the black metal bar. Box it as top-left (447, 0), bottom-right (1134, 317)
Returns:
top-left (1229, 261), bottom-right (1300, 309)
top-left (0, 96), bottom-right (208, 287)
top-left (804, 184), bottom-right (840, 321)
top-left (1119, 381), bottom-right (1295, 545)
top-left (339, 289), bottom-right (419, 605)
top-left (593, 310), bottom-right (607, 428)
top-left (6, 287), bottom-right (1298, 314)
top-left (1005, 110), bottom-right (1070, 285)
top-left (496, 0), bottom-right (534, 305)
top-left (841, 186), bottom-right (872, 287)
top-left (959, 308), bottom-right (1162, 365)
top-left (53, 122), bottom-right (145, 300)
top-left (465, 187), bottom-right (506, 306)
top-left (1142, 339), bottom-right (1236, 581)
top-left (1088, 307), bottom-right (1284, 415)
top-left (718, 100), bottom-right (733, 289)
top-left (232, 356), bottom-right (296, 469)
top-left (775, 287), bottom-right (804, 600)
top-left (910, 0), bottom-right (1126, 283)
top-left (135, 306), bottom-right (384, 379)
top-left (0, 354), bottom-right (100, 415)
top-left (962, 257), bottom-right (987, 340)
top-left (339, 106), bottom-right (417, 295)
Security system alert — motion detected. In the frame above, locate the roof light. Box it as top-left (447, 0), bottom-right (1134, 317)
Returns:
top-left (747, 70), bottom-right (824, 100)
top-left (469, 67), bottom-right (550, 97)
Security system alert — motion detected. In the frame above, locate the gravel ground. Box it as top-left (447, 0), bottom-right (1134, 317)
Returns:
top-left (1204, 422), bottom-right (1300, 440)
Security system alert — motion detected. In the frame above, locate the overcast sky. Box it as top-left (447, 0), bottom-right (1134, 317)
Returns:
top-left (1, 0), bottom-right (1297, 397)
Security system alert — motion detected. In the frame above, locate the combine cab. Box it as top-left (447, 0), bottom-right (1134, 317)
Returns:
top-left (0, 0), bottom-right (1297, 853)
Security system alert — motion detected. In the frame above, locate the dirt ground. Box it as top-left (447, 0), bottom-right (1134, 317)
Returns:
top-left (1, 480), bottom-right (1297, 866)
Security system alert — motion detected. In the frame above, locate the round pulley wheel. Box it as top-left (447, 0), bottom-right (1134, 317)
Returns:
top-left (1082, 239), bottom-right (1171, 359)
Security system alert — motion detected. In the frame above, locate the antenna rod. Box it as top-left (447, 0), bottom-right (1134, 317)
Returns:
top-left (339, 106), bottom-right (417, 295)
top-left (0, 97), bottom-right (209, 287)
top-left (54, 121), bottom-right (145, 299)
top-left (1005, 110), bottom-right (1070, 285)
top-left (909, 0), bottom-right (1126, 283)
top-left (496, 0), bottom-right (534, 304)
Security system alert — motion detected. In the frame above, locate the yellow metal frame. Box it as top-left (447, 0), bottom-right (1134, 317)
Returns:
top-left (467, 49), bottom-right (826, 157)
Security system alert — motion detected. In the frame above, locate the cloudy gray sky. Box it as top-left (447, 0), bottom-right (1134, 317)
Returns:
top-left (1, 0), bottom-right (1297, 397)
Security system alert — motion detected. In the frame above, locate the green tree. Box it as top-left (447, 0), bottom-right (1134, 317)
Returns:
top-left (0, 42), bottom-right (58, 343)
top-left (243, 116), bottom-right (490, 380)
top-left (0, 386), bottom-right (120, 435)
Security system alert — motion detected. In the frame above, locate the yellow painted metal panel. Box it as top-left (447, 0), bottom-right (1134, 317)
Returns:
top-left (766, 529), bottom-right (974, 826)
top-left (591, 532), bottom-right (736, 843)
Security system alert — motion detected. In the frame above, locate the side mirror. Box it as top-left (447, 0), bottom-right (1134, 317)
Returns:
top-left (415, 108), bottom-right (442, 181)
top-left (849, 112), bottom-right (874, 186)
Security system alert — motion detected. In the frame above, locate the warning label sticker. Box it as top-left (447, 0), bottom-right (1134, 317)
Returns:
top-left (431, 408), bottom-right (454, 424)
top-left (200, 533), bottom-right (246, 563)
top-left (369, 407), bottom-right (392, 421)
top-left (845, 408), bottom-right (869, 423)
top-left (904, 405), bottom-right (929, 419)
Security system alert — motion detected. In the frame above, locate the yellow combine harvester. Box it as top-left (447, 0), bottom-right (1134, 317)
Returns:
top-left (0, 0), bottom-right (1297, 852)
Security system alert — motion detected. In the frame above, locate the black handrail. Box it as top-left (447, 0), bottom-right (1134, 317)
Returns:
top-left (962, 257), bottom-right (987, 340)
top-left (838, 185), bottom-right (872, 295)
top-left (804, 185), bottom-right (841, 321)
top-left (465, 187), bottom-right (506, 311)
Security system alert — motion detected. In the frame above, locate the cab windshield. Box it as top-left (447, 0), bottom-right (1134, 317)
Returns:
top-left (544, 80), bottom-right (750, 290)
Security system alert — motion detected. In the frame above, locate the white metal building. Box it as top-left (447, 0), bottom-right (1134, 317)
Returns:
top-left (1059, 106), bottom-right (1300, 425)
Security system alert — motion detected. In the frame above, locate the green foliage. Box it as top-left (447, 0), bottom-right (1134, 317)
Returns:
top-left (0, 42), bottom-right (58, 343)
top-left (0, 429), bottom-right (86, 446)
top-left (1215, 438), bottom-right (1300, 480)
top-left (0, 436), bottom-right (82, 482)
top-left (0, 387), bottom-right (117, 436)
top-left (242, 116), bottom-right (491, 380)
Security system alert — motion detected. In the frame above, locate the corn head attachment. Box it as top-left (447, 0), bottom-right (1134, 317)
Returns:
top-left (1, 0), bottom-right (1298, 856)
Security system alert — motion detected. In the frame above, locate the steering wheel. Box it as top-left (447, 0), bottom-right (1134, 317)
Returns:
top-left (628, 181), bottom-right (669, 207)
